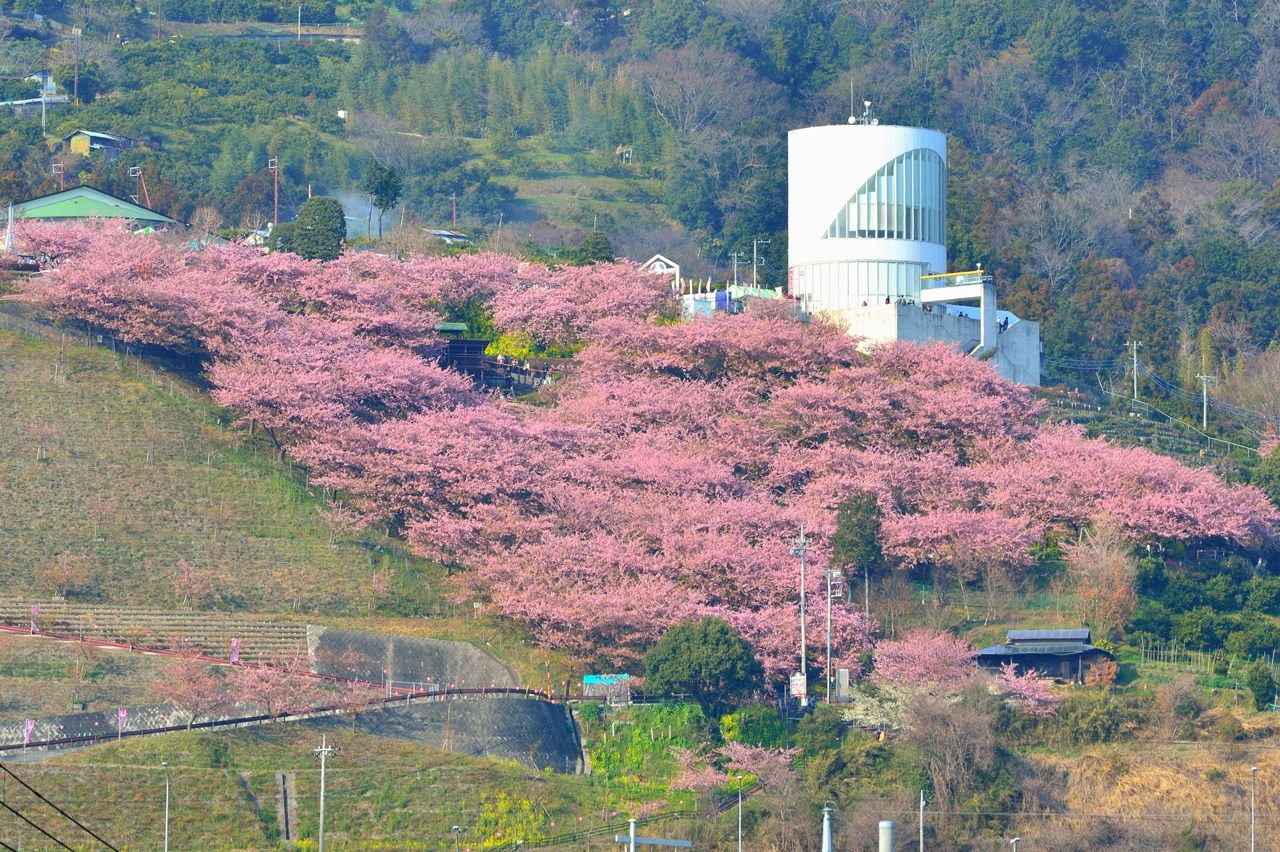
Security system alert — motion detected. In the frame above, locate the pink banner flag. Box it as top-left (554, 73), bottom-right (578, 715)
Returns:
top-left (29, 604), bottom-right (39, 634)
top-left (229, 638), bottom-right (240, 664)
top-left (23, 718), bottom-right (34, 746)
top-left (117, 707), bottom-right (127, 733)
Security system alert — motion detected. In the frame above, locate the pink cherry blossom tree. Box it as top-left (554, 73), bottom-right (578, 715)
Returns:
top-left (19, 227), bottom-right (1279, 683)
top-left (997, 662), bottom-right (1062, 718)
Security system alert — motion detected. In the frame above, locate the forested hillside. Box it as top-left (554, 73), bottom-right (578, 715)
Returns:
top-left (2, 0), bottom-right (1280, 413)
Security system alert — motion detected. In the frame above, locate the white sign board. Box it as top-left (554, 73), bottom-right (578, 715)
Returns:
top-left (790, 672), bottom-right (807, 701)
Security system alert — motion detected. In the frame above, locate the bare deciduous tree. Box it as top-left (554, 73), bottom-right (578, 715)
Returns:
top-left (1221, 347), bottom-right (1280, 436)
top-left (904, 686), bottom-right (996, 819)
top-left (35, 552), bottom-right (95, 598)
top-left (1007, 189), bottom-right (1102, 288)
top-left (637, 47), bottom-right (782, 136)
top-left (1063, 516), bottom-right (1137, 641)
top-left (402, 8), bottom-right (485, 49)
top-left (711, 0), bottom-right (784, 31)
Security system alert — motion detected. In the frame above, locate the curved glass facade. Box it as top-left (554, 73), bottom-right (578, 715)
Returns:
top-left (822, 149), bottom-right (946, 243)
top-left (794, 259), bottom-right (931, 307)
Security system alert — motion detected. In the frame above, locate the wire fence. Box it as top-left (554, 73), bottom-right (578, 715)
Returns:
top-left (1137, 635), bottom-right (1280, 685)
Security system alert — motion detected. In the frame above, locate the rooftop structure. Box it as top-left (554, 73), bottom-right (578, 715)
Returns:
top-left (976, 628), bottom-right (1115, 683)
top-left (13, 186), bottom-right (177, 225)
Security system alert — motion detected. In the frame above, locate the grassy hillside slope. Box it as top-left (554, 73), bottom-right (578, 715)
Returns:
top-left (4, 708), bottom-right (702, 850)
top-left (0, 328), bottom-right (443, 616)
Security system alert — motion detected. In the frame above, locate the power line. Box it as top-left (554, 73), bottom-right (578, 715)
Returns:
top-left (0, 762), bottom-right (119, 851)
top-left (0, 835), bottom-right (17, 852)
top-left (0, 799), bottom-right (75, 851)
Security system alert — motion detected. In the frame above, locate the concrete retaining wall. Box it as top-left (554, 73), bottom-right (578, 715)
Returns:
top-left (306, 698), bottom-right (582, 773)
top-left (307, 626), bottom-right (519, 690)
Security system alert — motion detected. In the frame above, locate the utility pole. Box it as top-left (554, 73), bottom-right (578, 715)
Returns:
top-left (752, 238), bottom-right (770, 287)
top-left (451, 193), bottom-right (457, 227)
top-left (737, 776), bottom-right (744, 852)
top-left (162, 760), bottom-right (170, 852)
top-left (730, 252), bottom-right (743, 288)
top-left (1125, 340), bottom-right (1143, 401)
top-left (821, 803), bottom-right (833, 852)
top-left (297, 4), bottom-right (302, 41)
top-left (789, 527), bottom-right (809, 676)
top-left (313, 736), bottom-right (335, 852)
top-left (825, 568), bottom-right (841, 702)
top-left (1196, 373), bottom-right (1216, 431)
top-left (71, 28), bottom-right (81, 106)
top-left (919, 790), bottom-right (925, 852)
top-left (1252, 765), bottom-right (1259, 852)
top-left (268, 157), bottom-right (279, 228)
top-left (128, 166), bottom-right (151, 209)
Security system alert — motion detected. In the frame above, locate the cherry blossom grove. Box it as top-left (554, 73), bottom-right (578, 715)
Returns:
top-left (17, 223), bottom-right (1278, 678)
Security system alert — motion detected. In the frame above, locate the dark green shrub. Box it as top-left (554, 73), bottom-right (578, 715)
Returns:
top-left (721, 703), bottom-right (788, 748)
top-left (1244, 575), bottom-right (1280, 614)
top-left (794, 703), bottom-right (843, 760)
top-left (1245, 660), bottom-right (1275, 711)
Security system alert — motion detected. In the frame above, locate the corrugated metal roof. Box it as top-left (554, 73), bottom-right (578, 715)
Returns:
top-left (14, 186), bottom-right (176, 224)
top-left (1007, 628), bottom-right (1091, 643)
top-left (978, 643), bottom-right (1114, 659)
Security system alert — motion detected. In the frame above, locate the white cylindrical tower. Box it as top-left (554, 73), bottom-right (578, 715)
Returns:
top-left (788, 123), bottom-right (947, 318)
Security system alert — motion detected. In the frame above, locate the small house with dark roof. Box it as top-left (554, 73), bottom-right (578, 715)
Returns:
top-left (976, 628), bottom-right (1115, 684)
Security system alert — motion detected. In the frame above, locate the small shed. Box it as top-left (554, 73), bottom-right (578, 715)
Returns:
top-left (63, 130), bottom-right (137, 159)
top-left (976, 628), bottom-right (1115, 684)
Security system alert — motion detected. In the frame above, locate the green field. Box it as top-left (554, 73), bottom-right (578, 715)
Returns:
top-left (0, 705), bottom-right (704, 850)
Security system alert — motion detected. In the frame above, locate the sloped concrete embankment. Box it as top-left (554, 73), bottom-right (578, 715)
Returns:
top-left (306, 625), bottom-right (520, 689)
top-left (306, 698), bottom-right (582, 773)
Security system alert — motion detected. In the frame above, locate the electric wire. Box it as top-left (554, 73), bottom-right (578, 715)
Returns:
top-left (0, 835), bottom-right (17, 852)
top-left (0, 800), bottom-right (75, 851)
top-left (0, 762), bottom-right (119, 851)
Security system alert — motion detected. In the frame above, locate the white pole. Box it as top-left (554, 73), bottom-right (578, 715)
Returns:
top-left (314, 735), bottom-right (335, 852)
top-left (629, 818), bottom-right (637, 852)
top-left (1197, 374), bottom-right (1213, 431)
top-left (826, 570), bottom-right (834, 703)
top-left (737, 778), bottom-right (743, 852)
top-left (162, 761), bottom-right (169, 852)
top-left (297, 4), bottom-right (302, 40)
top-left (919, 790), bottom-right (925, 851)
top-left (821, 804), bottom-right (833, 852)
top-left (1127, 341), bottom-right (1141, 401)
top-left (1252, 766), bottom-right (1259, 852)
top-left (790, 527), bottom-right (807, 676)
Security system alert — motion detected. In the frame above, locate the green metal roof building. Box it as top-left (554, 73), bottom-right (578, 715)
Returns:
top-left (13, 186), bottom-right (178, 225)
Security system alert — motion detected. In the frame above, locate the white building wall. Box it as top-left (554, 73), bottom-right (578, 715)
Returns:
top-left (788, 124), bottom-right (947, 314)
top-left (835, 303), bottom-right (1041, 385)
